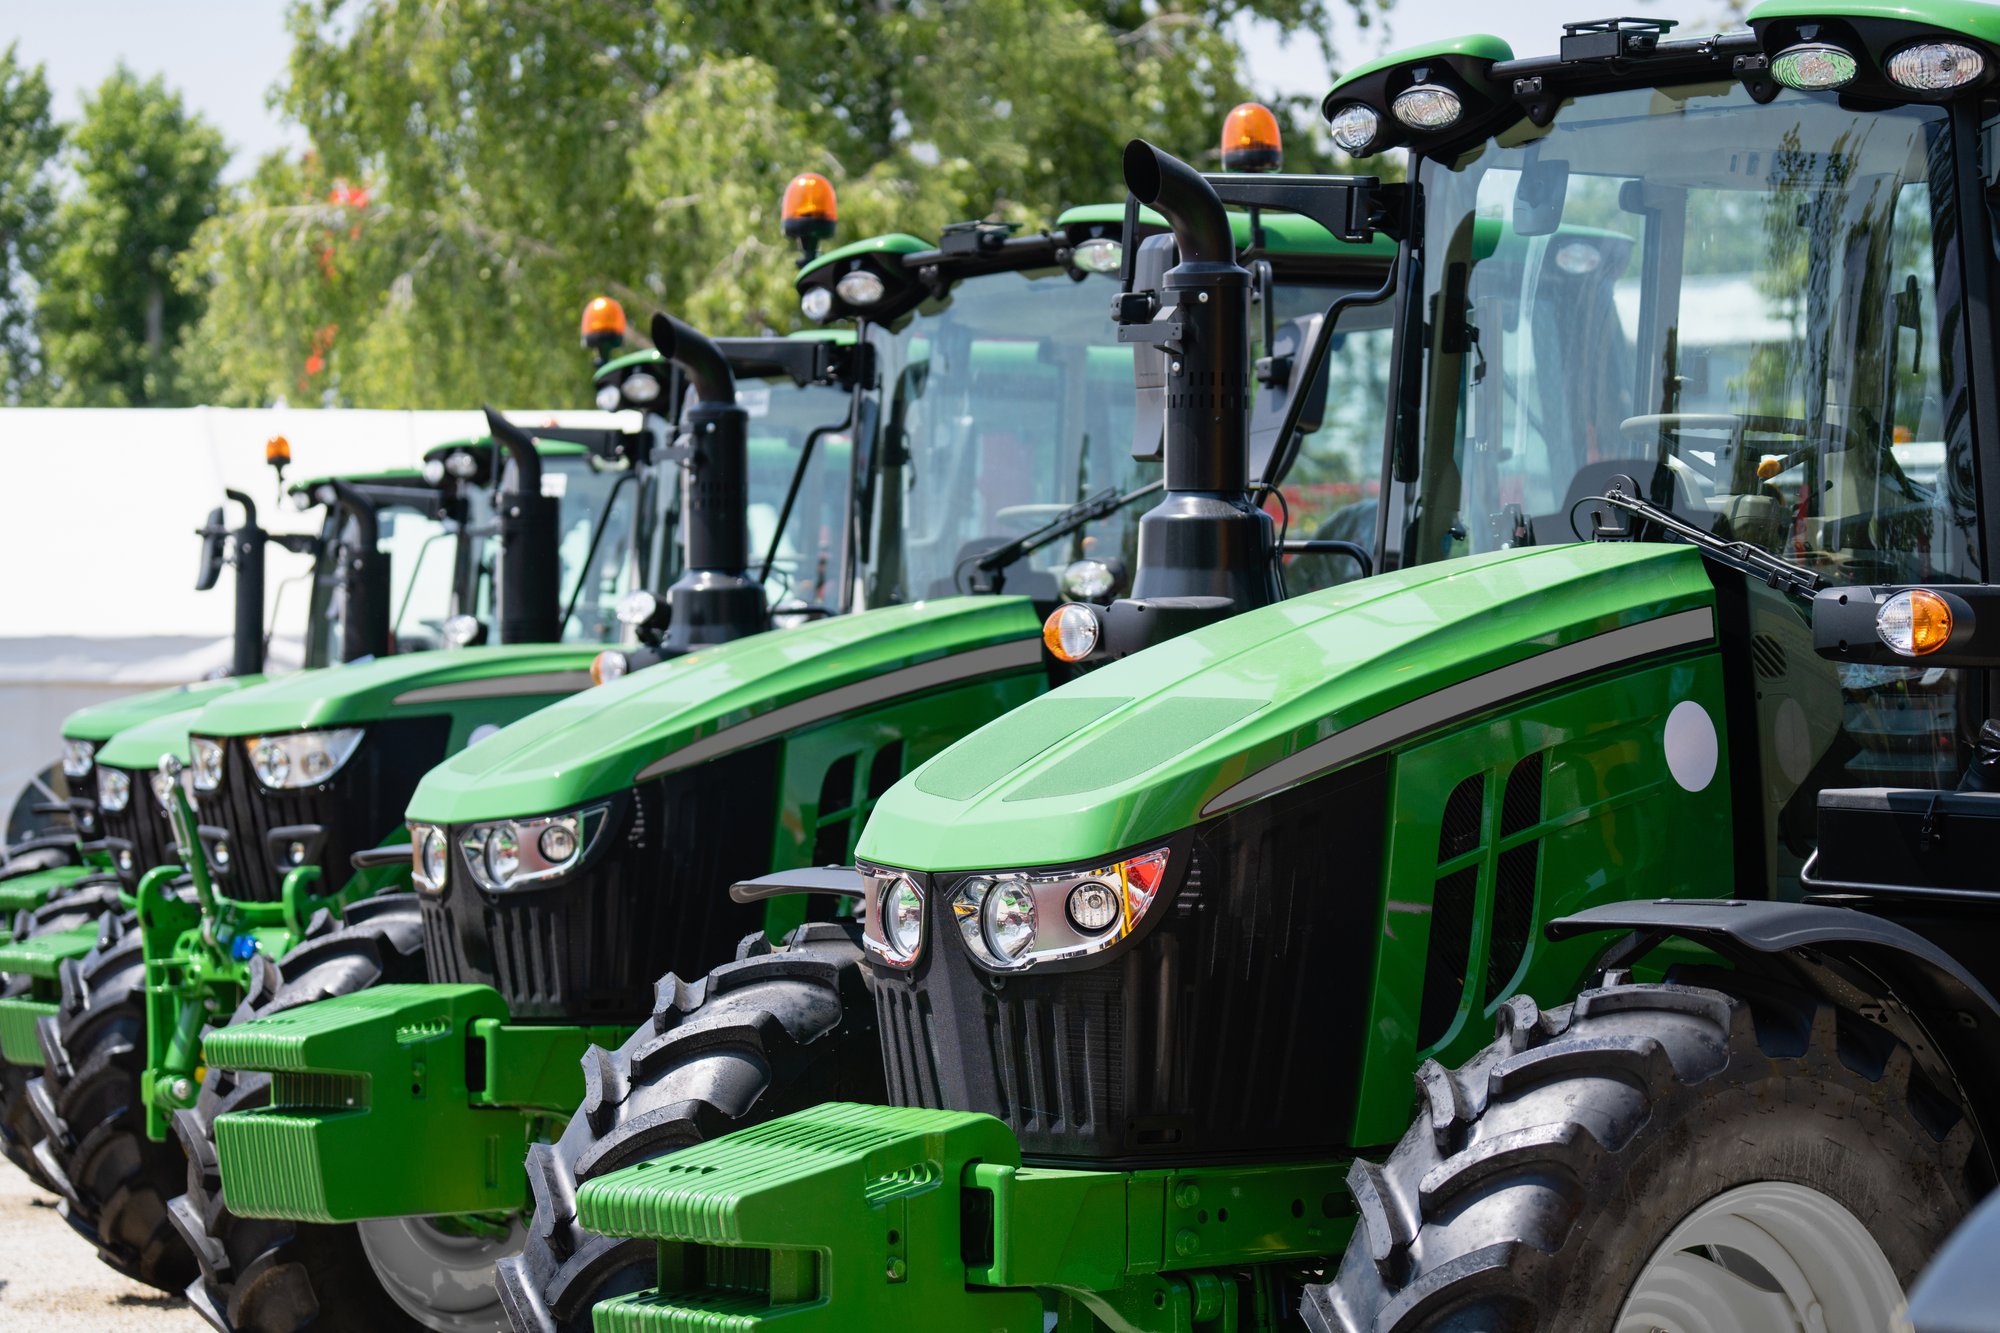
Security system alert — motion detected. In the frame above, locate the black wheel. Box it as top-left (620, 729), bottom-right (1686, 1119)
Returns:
top-left (0, 841), bottom-right (78, 881)
top-left (497, 921), bottom-right (884, 1333)
top-left (1, 880), bottom-right (127, 1189)
top-left (1308, 975), bottom-right (1979, 1333)
top-left (170, 893), bottom-right (454, 1333)
top-left (28, 912), bottom-right (197, 1292)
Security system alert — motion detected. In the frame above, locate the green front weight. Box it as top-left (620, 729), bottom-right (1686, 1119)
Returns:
top-left (0, 995), bottom-right (56, 1065)
top-left (576, 1102), bottom-right (1353, 1333)
top-left (0, 862), bottom-right (93, 919)
top-left (0, 922), bottom-right (100, 982)
top-left (205, 982), bottom-right (624, 1222)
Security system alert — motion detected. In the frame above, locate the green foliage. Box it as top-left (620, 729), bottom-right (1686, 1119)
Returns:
top-left (0, 44), bottom-right (59, 403)
top-left (184, 0), bottom-right (1390, 409)
top-left (36, 67), bottom-right (226, 405)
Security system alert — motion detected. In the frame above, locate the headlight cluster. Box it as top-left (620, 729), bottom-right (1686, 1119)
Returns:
top-left (244, 728), bottom-right (365, 789)
top-left (414, 804), bottom-right (610, 894)
top-left (97, 767), bottom-right (132, 813)
top-left (862, 847), bottom-right (1171, 972)
top-left (61, 739), bottom-right (95, 780)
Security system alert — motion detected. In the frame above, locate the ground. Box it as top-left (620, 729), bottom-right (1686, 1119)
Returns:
top-left (0, 1165), bottom-right (207, 1330)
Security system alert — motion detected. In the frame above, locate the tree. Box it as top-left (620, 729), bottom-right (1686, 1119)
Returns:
top-left (37, 67), bottom-right (226, 405)
top-left (184, 0), bottom-right (1388, 408)
top-left (0, 44), bottom-right (59, 402)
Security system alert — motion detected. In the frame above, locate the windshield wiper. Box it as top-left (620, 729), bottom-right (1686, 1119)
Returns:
top-left (1583, 482), bottom-right (1822, 603)
top-left (963, 478), bottom-right (1165, 594)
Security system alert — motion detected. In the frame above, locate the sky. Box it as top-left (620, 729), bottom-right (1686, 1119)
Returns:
top-left (7, 0), bottom-right (1741, 178)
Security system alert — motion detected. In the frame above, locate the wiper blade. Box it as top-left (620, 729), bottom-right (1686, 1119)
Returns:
top-left (1585, 484), bottom-right (1822, 602)
top-left (967, 478), bottom-right (1165, 593)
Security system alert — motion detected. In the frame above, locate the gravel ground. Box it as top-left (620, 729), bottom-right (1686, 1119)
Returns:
top-left (0, 1164), bottom-right (208, 1330)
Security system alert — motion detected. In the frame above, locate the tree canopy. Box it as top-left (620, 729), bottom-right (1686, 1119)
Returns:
top-left (0, 44), bottom-right (59, 403)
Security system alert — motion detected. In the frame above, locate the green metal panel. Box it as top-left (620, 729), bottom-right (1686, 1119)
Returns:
top-left (1747, 0), bottom-right (2000, 41)
top-left (0, 862), bottom-right (91, 917)
top-left (859, 544), bottom-right (1718, 872)
top-left (0, 995), bottom-right (55, 1064)
top-left (0, 922), bottom-right (101, 982)
top-left (1326, 34), bottom-right (1516, 98)
top-left (96, 696), bottom-right (214, 769)
top-left (406, 597), bottom-right (1043, 824)
top-left (62, 675), bottom-right (262, 744)
top-left (187, 643), bottom-right (599, 737)
top-left (206, 982), bottom-right (623, 1220)
top-left (797, 234), bottom-right (935, 283)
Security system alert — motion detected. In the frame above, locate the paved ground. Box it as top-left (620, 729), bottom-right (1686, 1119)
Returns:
top-left (0, 1165), bottom-right (207, 1330)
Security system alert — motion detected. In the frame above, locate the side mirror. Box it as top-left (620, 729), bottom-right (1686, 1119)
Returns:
top-left (1249, 313), bottom-right (1330, 487)
top-left (1513, 156), bottom-right (1570, 237)
top-left (195, 506), bottom-right (227, 591)
top-left (1125, 232), bottom-right (1178, 463)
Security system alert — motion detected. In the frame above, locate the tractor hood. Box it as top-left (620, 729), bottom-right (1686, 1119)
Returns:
top-left (97, 701), bottom-right (208, 771)
top-left (62, 675), bottom-right (263, 744)
top-left (860, 543), bottom-right (1720, 871)
top-left (408, 596), bottom-right (1045, 825)
top-left (188, 645), bottom-right (599, 738)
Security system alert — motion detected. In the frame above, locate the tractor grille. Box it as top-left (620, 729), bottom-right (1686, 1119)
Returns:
top-left (98, 768), bottom-right (179, 879)
top-left (421, 743), bottom-right (777, 1021)
top-left (195, 718), bottom-right (450, 902)
top-left (874, 757), bottom-right (1388, 1167)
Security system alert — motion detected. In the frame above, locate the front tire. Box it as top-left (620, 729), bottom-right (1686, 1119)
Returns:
top-left (1309, 976), bottom-right (1978, 1332)
top-left (497, 921), bottom-right (884, 1333)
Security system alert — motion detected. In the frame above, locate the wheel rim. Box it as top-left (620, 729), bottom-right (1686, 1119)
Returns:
top-left (354, 1214), bottom-right (525, 1333)
top-left (1618, 1181), bottom-right (1906, 1333)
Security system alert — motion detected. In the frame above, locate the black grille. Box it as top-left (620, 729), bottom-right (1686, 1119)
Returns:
top-left (98, 768), bottom-right (179, 880)
top-left (875, 757), bottom-right (1389, 1167)
top-left (421, 743), bottom-right (777, 1021)
top-left (1484, 843), bottom-right (1539, 1004)
top-left (194, 718), bottom-right (450, 902)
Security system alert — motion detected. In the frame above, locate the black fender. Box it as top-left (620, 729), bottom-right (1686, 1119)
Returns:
top-left (1549, 898), bottom-right (2000, 1178)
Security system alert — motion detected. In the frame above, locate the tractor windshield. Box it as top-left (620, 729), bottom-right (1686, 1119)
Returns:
top-left (1393, 81), bottom-right (1982, 874)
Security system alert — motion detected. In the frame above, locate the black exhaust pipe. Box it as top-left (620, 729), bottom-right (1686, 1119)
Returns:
top-left (224, 491), bottom-right (266, 675)
top-left (652, 311), bottom-right (766, 652)
top-left (482, 406), bottom-right (564, 645)
top-left (1119, 139), bottom-right (1278, 610)
top-left (324, 480), bottom-right (393, 660)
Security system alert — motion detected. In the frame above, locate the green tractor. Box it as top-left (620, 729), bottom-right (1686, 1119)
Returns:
top-left (185, 137), bottom-right (1397, 1333)
top-left (0, 455), bottom-right (463, 1188)
top-left (538, 8), bottom-right (2000, 1330)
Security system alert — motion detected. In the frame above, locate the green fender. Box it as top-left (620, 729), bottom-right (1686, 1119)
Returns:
top-left (62, 674), bottom-right (266, 745)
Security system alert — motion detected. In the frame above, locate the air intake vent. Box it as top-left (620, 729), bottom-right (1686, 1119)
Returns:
top-left (1751, 633), bottom-right (1787, 679)
top-left (1418, 866), bottom-right (1477, 1049)
top-left (1438, 773), bottom-right (1485, 861)
top-left (1500, 751), bottom-right (1544, 837)
top-left (1485, 842), bottom-right (1539, 1003)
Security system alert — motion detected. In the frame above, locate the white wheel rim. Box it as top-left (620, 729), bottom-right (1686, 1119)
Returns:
top-left (354, 1214), bottom-right (525, 1333)
top-left (1617, 1181), bottom-right (1907, 1333)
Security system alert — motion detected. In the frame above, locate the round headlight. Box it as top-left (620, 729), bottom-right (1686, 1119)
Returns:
top-left (442, 614), bottom-right (482, 648)
top-left (981, 877), bottom-right (1037, 962)
top-left (486, 827), bottom-right (520, 882)
top-left (421, 828), bottom-right (447, 888)
top-left (1327, 102), bottom-right (1381, 153)
top-left (298, 746), bottom-right (335, 783)
top-left (879, 876), bottom-right (924, 964)
top-left (1066, 880), bottom-right (1120, 933)
top-left (1876, 588), bottom-right (1953, 657)
top-left (1059, 559), bottom-right (1119, 603)
top-left (192, 738), bottom-right (224, 791)
top-left (98, 768), bottom-right (131, 813)
top-left (212, 839), bottom-right (231, 870)
top-left (539, 822), bottom-right (579, 864)
top-left (594, 384), bottom-right (624, 412)
top-left (1770, 42), bottom-right (1858, 90)
top-left (835, 271), bottom-right (886, 306)
top-left (1886, 41), bottom-right (1984, 91)
top-left (445, 450), bottom-right (481, 479)
top-left (1391, 84), bottom-right (1462, 131)
top-left (800, 287), bottom-right (836, 322)
top-left (1042, 603), bottom-right (1101, 663)
top-left (616, 589), bottom-right (663, 628)
top-left (623, 370), bottom-right (663, 405)
top-left (251, 741), bottom-right (290, 788)
top-left (61, 739), bottom-right (95, 780)
top-left (1071, 237), bottom-right (1123, 273)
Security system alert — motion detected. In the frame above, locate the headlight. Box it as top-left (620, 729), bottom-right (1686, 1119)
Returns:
top-left (835, 271), bottom-right (885, 306)
top-left (98, 767), bottom-right (131, 813)
top-left (1770, 42), bottom-right (1858, 90)
top-left (442, 614), bottom-right (482, 648)
top-left (1391, 84), bottom-right (1462, 131)
top-left (457, 804), bottom-right (610, 892)
top-left (944, 847), bottom-right (1170, 972)
top-left (192, 737), bottom-right (225, 791)
top-left (61, 739), bottom-right (95, 780)
top-left (245, 728), bottom-right (366, 789)
top-left (595, 384), bottom-right (625, 412)
top-left (1071, 237), bottom-right (1123, 273)
top-left (411, 824), bottom-right (449, 893)
top-left (865, 874), bottom-right (926, 968)
top-left (1327, 102), bottom-right (1381, 153)
top-left (622, 370), bottom-right (663, 404)
top-left (1886, 41), bottom-right (1984, 91)
top-left (800, 287), bottom-right (835, 322)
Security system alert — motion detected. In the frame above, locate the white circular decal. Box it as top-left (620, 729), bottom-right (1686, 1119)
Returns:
top-left (1664, 700), bottom-right (1718, 793)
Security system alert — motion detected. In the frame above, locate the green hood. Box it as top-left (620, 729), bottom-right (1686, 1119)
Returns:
top-left (189, 645), bottom-right (600, 738)
top-left (63, 676), bottom-right (264, 745)
top-left (859, 543), bottom-right (1719, 871)
top-left (97, 702), bottom-right (211, 772)
top-left (407, 597), bottom-right (1044, 825)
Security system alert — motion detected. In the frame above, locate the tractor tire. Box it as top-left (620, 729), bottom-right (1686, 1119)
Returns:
top-left (1, 881), bottom-right (129, 1189)
top-left (0, 840), bottom-right (77, 882)
top-left (27, 911), bottom-right (196, 1292)
top-left (1307, 975), bottom-right (1978, 1333)
top-left (169, 893), bottom-right (446, 1333)
top-left (496, 921), bottom-right (884, 1333)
